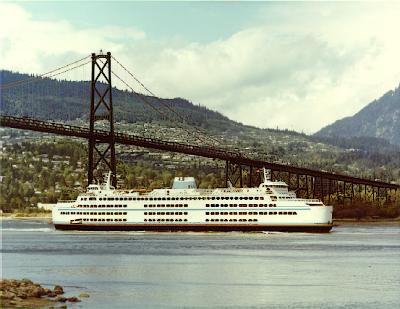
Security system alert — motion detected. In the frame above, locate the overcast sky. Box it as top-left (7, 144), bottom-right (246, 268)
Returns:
top-left (1, 1), bottom-right (399, 133)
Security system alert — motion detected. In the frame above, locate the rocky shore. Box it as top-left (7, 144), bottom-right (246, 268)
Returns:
top-left (0, 279), bottom-right (83, 308)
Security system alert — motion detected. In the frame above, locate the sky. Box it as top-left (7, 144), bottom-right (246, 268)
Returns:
top-left (1, 1), bottom-right (400, 133)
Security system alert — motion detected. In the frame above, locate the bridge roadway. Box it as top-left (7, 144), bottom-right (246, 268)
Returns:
top-left (1, 115), bottom-right (399, 190)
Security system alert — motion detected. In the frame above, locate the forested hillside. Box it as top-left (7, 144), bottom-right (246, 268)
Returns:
top-left (316, 85), bottom-right (400, 145)
top-left (0, 70), bottom-right (241, 133)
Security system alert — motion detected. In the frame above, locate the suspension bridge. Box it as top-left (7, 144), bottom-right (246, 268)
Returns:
top-left (1, 52), bottom-right (398, 206)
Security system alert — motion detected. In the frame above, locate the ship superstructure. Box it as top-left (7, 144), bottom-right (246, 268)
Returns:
top-left (52, 171), bottom-right (333, 232)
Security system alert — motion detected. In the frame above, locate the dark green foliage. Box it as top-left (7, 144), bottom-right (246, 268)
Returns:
top-left (334, 201), bottom-right (400, 219)
top-left (0, 141), bottom-right (86, 212)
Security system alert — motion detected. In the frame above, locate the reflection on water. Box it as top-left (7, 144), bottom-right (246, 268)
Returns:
top-left (1, 219), bottom-right (400, 308)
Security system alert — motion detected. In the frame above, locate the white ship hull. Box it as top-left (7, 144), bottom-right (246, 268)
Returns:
top-left (52, 174), bottom-right (333, 233)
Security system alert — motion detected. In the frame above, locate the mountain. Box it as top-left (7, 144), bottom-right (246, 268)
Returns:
top-left (315, 85), bottom-right (400, 145)
top-left (0, 70), bottom-right (244, 134)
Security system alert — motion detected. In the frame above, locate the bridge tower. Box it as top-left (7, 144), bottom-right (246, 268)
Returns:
top-left (88, 52), bottom-right (117, 187)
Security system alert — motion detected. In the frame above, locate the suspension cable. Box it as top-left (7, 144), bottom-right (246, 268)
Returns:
top-left (41, 61), bottom-right (91, 81)
top-left (111, 55), bottom-right (221, 146)
top-left (1, 55), bottom-right (91, 90)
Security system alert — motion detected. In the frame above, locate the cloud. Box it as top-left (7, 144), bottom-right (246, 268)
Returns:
top-left (0, 3), bottom-right (145, 74)
top-left (1, 2), bottom-right (399, 133)
top-left (134, 6), bottom-right (400, 133)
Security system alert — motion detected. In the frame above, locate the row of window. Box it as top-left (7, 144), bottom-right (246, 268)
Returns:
top-left (77, 205), bottom-right (127, 208)
top-left (206, 219), bottom-right (258, 222)
top-left (62, 210), bottom-right (297, 216)
top-left (144, 204), bottom-right (188, 208)
top-left (61, 211), bottom-right (127, 215)
top-left (145, 219), bottom-right (188, 222)
top-left (75, 203), bottom-right (280, 209)
top-left (81, 218), bottom-right (127, 222)
top-left (80, 196), bottom-right (266, 201)
top-left (145, 212), bottom-right (188, 215)
top-left (206, 211), bottom-right (298, 216)
top-left (205, 204), bottom-right (277, 208)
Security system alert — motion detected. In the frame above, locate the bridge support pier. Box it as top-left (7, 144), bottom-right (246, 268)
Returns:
top-left (88, 52), bottom-right (116, 187)
top-left (225, 161), bottom-right (243, 187)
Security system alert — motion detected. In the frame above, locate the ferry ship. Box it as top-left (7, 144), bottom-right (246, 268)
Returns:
top-left (52, 170), bottom-right (333, 233)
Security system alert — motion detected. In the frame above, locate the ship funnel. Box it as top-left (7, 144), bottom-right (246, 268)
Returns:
top-left (103, 172), bottom-right (114, 190)
top-left (263, 168), bottom-right (271, 182)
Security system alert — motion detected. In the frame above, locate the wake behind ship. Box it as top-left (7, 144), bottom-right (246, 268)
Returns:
top-left (52, 171), bottom-right (333, 233)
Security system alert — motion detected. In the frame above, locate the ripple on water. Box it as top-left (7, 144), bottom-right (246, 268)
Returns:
top-left (1, 220), bottom-right (399, 309)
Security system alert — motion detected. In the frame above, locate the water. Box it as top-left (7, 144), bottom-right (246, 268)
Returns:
top-left (1, 219), bottom-right (399, 309)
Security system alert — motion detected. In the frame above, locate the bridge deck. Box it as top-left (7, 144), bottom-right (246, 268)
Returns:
top-left (1, 115), bottom-right (398, 190)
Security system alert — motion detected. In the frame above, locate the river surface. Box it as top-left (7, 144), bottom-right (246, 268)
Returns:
top-left (1, 219), bottom-right (399, 309)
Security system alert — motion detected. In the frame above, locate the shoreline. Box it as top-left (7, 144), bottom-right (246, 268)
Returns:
top-left (1, 214), bottom-right (52, 222)
top-left (334, 218), bottom-right (400, 225)
top-left (0, 279), bottom-right (83, 308)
